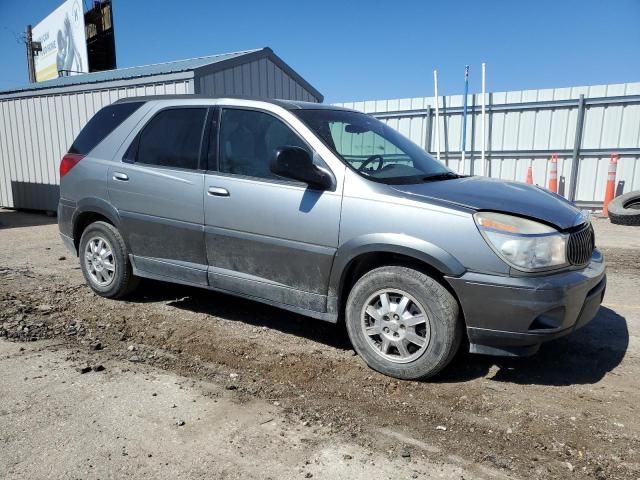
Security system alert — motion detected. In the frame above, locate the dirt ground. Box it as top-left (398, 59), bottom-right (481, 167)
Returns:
top-left (0, 208), bottom-right (638, 480)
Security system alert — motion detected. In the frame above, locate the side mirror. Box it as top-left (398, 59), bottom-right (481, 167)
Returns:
top-left (270, 147), bottom-right (335, 191)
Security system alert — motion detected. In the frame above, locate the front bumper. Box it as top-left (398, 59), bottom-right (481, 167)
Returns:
top-left (446, 249), bottom-right (606, 356)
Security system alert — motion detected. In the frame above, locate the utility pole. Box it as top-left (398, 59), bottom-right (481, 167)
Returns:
top-left (26, 25), bottom-right (35, 82)
top-left (25, 25), bottom-right (42, 83)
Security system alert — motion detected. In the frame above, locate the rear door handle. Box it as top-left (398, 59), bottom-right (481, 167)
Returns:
top-left (208, 186), bottom-right (230, 197)
top-left (113, 172), bottom-right (129, 181)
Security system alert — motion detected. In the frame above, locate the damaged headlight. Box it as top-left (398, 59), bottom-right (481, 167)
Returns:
top-left (474, 212), bottom-right (568, 271)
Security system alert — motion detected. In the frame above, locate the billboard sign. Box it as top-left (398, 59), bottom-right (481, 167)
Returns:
top-left (33, 0), bottom-right (88, 82)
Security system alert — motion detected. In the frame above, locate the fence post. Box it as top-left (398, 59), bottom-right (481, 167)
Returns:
top-left (470, 94), bottom-right (476, 176)
top-left (424, 106), bottom-right (432, 154)
top-left (568, 94), bottom-right (586, 201)
top-left (486, 92), bottom-right (493, 177)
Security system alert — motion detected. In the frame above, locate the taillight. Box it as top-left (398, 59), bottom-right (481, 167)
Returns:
top-left (59, 153), bottom-right (85, 178)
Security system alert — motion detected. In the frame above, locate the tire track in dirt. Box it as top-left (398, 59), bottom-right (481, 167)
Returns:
top-left (1, 264), bottom-right (638, 480)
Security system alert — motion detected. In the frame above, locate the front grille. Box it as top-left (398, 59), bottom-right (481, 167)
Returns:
top-left (567, 223), bottom-right (595, 266)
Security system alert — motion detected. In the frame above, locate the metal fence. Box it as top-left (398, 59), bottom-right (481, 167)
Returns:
top-left (335, 82), bottom-right (640, 207)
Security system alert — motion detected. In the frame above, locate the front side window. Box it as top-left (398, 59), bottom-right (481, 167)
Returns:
top-left (135, 108), bottom-right (207, 170)
top-left (218, 108), bottom-right (310, 180)
top-left (294, 109), bottom-right (453, 184)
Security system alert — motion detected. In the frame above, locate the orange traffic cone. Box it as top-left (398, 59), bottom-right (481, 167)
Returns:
top-left (548, 155), bottom-right (558, 193)
top-left (526, 165), bottom-right (533, 185)
top-left (602, 154), bottom-right (619, 217)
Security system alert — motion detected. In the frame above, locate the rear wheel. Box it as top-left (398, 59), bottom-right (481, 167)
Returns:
top-left (345, 266), bottom-right (462, 380)
top-left (79, 221), bottom-right (139, 298)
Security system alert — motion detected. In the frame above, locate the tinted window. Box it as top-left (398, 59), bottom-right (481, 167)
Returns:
top-left (69, 102), bottom-right (143, 155)
top-left (136, 108), bottom-right (207, 170)
top-left (219, 108), bottom-right (309, 180)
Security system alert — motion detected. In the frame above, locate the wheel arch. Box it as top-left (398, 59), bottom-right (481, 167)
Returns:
top-left (72, 198), bottom-right (123, 253)
top-left (328, 234), bottom-right (466, 316)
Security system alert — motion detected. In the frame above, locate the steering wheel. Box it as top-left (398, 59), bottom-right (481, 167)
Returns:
top-left (358, 154), bottom-right (384, 172)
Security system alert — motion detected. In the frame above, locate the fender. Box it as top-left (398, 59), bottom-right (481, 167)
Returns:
top-left (327, 233), bottom-right (466, 301)
top-left (72, 197), bottom-right (123, 247)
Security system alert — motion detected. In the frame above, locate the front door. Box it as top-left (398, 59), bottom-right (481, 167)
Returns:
top-left (108, 106), bottom-right (209, 285)
top-left (203, 107), bottom-right (342, 313)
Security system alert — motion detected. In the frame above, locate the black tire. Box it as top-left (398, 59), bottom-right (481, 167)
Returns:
top-left (79, 221), bottom-right (139, 298)
top-left (609, 191), bottom-right (640, 225)
top-left (345, 266), bottom-right (462, 380)
top-left (608, 191), bottom-right (640, 226)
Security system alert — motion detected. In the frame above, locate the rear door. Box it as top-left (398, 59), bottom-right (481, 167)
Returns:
top-left (203, 106), bottom-right (342, 313)
top-left (108, 105), bottom-right (210, 285)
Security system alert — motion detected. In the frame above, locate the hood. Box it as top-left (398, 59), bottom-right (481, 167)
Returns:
top-left (390, 176), bottom-right (585, 230)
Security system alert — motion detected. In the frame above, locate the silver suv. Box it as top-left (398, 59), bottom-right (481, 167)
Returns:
top-left (58, 96), bottom-right (606, 380)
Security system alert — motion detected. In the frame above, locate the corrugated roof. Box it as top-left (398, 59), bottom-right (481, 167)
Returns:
top-left (0, 48), bottom-right (263, 95)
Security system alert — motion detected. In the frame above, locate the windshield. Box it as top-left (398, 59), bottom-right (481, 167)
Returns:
top-left (293, 109), bottom-right (452, 184)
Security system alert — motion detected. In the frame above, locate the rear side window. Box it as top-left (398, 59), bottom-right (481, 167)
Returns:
top-left (134, 108), bottom-right (207, 170)
top-left (69, 102), bottom-right (143, 155)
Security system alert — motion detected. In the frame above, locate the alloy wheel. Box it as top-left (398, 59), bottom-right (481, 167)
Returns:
top-left (360, 289), bottom-right (430, 363)
top-left (84, 236), bottom-right (116, 287)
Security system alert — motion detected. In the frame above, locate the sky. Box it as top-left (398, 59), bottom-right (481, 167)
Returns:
top-left (0, 0), bottom-right (639, 103)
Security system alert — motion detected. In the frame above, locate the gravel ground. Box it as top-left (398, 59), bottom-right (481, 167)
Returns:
top-left (0, 208), bottom-right (639, 479)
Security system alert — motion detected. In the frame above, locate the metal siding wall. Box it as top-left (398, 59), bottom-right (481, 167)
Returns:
top-left (335, 82), bottom-right (640, 204)
top-left (0, 103), bottom-right (9, 206)
top-left (197, 58), bottom-right (320, 102)
top-left (0, 78), bottom-right (193, 210)
top-left (1, 60), bottom-right (317, 211)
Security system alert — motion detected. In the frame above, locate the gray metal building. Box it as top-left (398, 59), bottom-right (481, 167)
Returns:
top-left (0, 47), bottom-right (323, 211)
top-left (336, 82), bottom-right (640, 207)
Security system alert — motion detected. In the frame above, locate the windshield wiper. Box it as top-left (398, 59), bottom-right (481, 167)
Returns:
top-left (422, 172), bottom-right (460, 182)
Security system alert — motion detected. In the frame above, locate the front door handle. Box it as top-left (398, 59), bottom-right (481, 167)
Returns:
top-left (208, 186), bottom-right (230, 197)
top-left (113, 172), bottom-right (129, 181)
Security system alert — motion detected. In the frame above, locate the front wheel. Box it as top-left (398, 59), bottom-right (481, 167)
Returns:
top-left (345, 266), bottom-right (462, 380)
top-left (79, 221), bottom-right (139, 298)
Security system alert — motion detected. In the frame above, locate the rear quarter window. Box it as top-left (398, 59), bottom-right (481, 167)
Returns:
top-left (68, 102), bottom-right (143, 155)
top-left (132, 107), bottom-right (207, 170)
